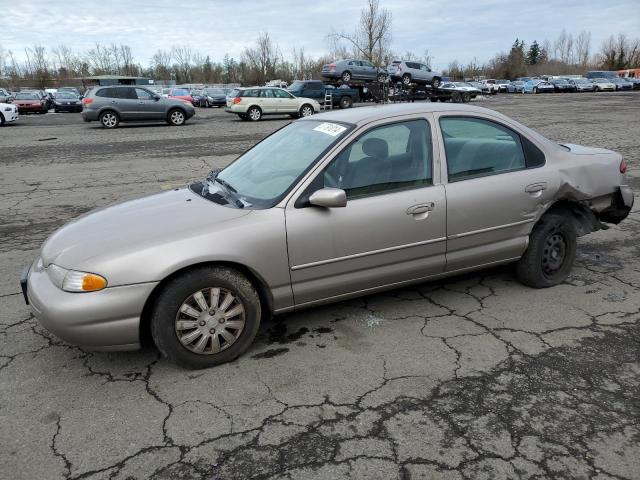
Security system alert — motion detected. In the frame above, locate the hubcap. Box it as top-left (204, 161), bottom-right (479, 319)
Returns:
top-left (175, 287), bottom-right (245, 355)
top-left (249, 109), bottom-right (260, 120)
top-left (103, 114), bottom-right (116, 127)
top-left (302, 106), bottom-right (312, 116)
top-left (542, 232), bottom-right (566, 277)
top-left (171, 111), bottom-right (184, 124)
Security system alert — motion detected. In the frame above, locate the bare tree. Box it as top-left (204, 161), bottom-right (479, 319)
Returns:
top-left (574, 31), bottom-right (591, 66)
top-left (329, 0), bottom-right (392, 66)
top-left (242, 32), bottom-right (281, 84)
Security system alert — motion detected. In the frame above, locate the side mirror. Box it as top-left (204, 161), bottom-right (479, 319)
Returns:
top-left (153, 94), bottom-right (161, 101)
top-left (309, 188), bottom-right (347, 208)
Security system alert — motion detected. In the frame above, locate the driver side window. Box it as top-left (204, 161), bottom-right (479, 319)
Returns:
top-left (322, 119), bottom-right (433, 199)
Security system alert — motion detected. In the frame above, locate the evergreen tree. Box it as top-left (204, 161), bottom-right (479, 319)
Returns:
top-left (527, 41), bottom-right (541, 65)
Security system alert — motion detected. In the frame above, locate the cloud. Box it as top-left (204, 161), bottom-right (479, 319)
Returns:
top-left (2, 0), bottom-right (635, 68)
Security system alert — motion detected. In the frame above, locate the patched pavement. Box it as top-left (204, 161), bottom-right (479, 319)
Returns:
top-left (1, 93), bottom-right (639, 479)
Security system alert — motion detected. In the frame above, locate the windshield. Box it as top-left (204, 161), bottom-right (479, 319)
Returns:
top-left (196, 120), bottom-right (353, 209)
top-left (205, 88), bottom-right (224, 95)
top-left (56, 93), bottom-right (76, 99)
top-left (16, 93), bottom-right (39, 100)
top-left (171, 89), bottom-right (189, 96)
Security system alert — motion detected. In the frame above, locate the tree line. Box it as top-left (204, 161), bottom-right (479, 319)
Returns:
top-left (0, 0), bottom-right (638, 89)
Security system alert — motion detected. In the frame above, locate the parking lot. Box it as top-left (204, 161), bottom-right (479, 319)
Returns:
top-left (1, 92), bottom-right (639, 479)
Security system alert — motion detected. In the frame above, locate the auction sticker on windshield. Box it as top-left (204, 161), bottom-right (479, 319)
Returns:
top-left (313, 123), bottom-right (347, 137)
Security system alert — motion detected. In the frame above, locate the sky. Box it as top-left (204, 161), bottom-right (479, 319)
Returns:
top-left (2, 0), bottom-right (637, 69)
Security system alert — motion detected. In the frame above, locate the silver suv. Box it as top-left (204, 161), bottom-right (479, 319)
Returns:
top-left (387, 60), bottom-right (442, 87)
top-left (81, 85), bottom-right (196, 128)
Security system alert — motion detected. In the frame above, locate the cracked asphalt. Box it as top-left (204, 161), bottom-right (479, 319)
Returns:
top-left (1, 92), bottom-right (639, 480)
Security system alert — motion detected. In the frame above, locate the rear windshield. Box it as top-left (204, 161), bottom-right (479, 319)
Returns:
top-left (229, 88), bottom-right (242, 98)
top-left (171, 89), bottom-right (189, 96)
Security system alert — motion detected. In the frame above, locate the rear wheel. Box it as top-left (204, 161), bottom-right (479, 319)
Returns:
top-left (402, 74), bottom-right (412, 85)
top-left (429, 97), bottom-right (438, 102)
top-left (516, 213), bottom-right (577, 288)
top-left (377, 73), bottom-right (386, 83)
top-left (168, 108), bottom-right (186, 126)
top-left (462, 92), bottom-right (471, 103)
top-left (431, 77), bottom-right (442, 88)
top-left (247, 106), bottom-right (262, 121)
top-left (451, 92), bottom-right (462, 103)
top-left (99, 110), bottom-right (119, 129)
top-left (151, 266), bottom-right (261, 369)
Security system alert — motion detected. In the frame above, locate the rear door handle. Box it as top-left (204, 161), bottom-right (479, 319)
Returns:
top-left (525, 182), bottom-right (547, 193)
top-left (406, 203), bottom-right (434, 215)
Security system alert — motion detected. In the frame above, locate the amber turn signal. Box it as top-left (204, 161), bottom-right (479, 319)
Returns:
top-left (81, 274), bottom-right (107, 292)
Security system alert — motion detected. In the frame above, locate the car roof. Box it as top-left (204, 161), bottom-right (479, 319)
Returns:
top-left (300, 103), bottom-right (510, 126)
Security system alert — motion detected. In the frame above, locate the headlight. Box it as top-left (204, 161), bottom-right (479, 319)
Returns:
top-left (47, 264), bottom-right (107, 292)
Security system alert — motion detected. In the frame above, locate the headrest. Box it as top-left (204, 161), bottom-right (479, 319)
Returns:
top-left (362, 138), bottom-right (389, 159)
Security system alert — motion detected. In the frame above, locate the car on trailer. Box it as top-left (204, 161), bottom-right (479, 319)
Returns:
top-left (321, 59), bottom-right (387, 83)
top-left (387, 60), bottom-right (443, 88)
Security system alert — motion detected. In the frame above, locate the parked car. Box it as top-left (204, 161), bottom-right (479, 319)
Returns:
top-left (21, 103), bottom-right (633, 368)
top-left (168, 88), bottom-right (195, 105)
top-left (190, 89), bottom-right (206, 107)
top-left (321, 59), bottom-right (387, 83)
top-left (53, 92), bottom-right (82, 113)
top-left (467, 81), bottom-right (491, 95)
top-left (0, 102), bottom-right (19, 125)
top-left (591, 78), bottom-right (616, 92)
top-left (13, 91), bottom-right (49, 113)
top-left (523, 80), bottom-right (555, 94)
top-left (567, 78), bottom-right (595, 92)
top-left (287, 80), bottom-right (359, 109)
top-left (621, 77), bottom-right (640, 89)
top-left (0, 88), bottom-right (14, 103)
top-left (507, 81), bottom-right (526, 93)
top-left (225, 86), bottom-right (320, 121)
top-left (610, 78), bottom-right (633, 91)
top-left (58, 87), bottom-right (82, 97)
top-left (585, 71), bottom-right (619, 80)
top-left (479, 79), bottom-right (499, 94)
top-left (386, 60), bottom-right (442, 87)
top-left (439, 82), bottom-right (480, 102)
top-left (81, 85), bottom-right (196, 128)
top-left (496, 79), bottom-right (511, 92)
top-left (549, 78), bottom-right (576, 93)
top-left (201, 87), bottom-right (228, 107)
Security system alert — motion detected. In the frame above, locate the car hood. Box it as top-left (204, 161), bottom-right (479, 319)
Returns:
top-left (41, 188), bottom-right (251, 269)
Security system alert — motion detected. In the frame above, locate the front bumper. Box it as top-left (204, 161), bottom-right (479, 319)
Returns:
top-left (17, 104), bottom-right (44, 112)
top-left (24, 259), bottom-right (158, 351)
top-left (3, 109), bottom-right (18, 122)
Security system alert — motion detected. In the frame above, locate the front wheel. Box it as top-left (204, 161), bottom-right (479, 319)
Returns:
top-left (431, 77), bottom-right (441, 88)
top-left (151, 266), bottom-right (262, 369)
top-left (516, 213), bottom-right (577, 288)
top-left (402, 74), bottom-right (412, 85)
top-left (462, 92), bottom-right (471, 103)
top-left (168, 108), bottom-right (186, 126)
top-left (339, 96), bottom-right (353, 109)
top-left (299, 104), bottom-right (314, 117)
top-left (377, 73), bottom-right (386, 83)
top-left (341, 71), bottom-right (352, 82)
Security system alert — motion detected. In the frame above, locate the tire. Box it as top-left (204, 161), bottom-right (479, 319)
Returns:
top-left (151, 266), bottom-right (261, 369)
top-left (341, 71), bottom-right (352, 82)
top-left (339, 96), bottom-right (353, 109)
top-left (247, 106), bottom-right (262, 121)
top-left (462, 92), bottom-right (471, 103)
top-left (402, 74), bottom-right (412, 85)
top-left (377, 73), bottom-right (386, 83)
top-left (429, 97), bottom-right (438, 102)
top-left (54, 109), bottom-right (59, 113)
top-left (451, 92), bottom-right (462, 103)
top-left (0, 113), bottom-right (4, 126)
top-left (439, 98), bottom-right (447, 102)
top-left (167, 108), bottom-right (186, 126)
top-left (299, 104), bottom-right (314, 117)
top-left (99, 110), bottom-right (119, 129)
top-left (533, 87), bottom-right (538, 94)
top-left (515, 213), bottom-right (577, 288)
top-left (431, 77), bottom-right (442, 88)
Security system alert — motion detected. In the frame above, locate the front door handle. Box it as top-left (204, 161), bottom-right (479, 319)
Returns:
top-left (406, 203), bottom-right (434, 215)
top-left (525, 182), bottom-right (547, 193)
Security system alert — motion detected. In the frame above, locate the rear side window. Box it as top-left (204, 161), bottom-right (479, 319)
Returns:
top-left (440, 117), bottom-right (526, 182)
top-left (95, 88), bottom-right (115, 98)
top-left (242, 89), bottom-right (261, 98)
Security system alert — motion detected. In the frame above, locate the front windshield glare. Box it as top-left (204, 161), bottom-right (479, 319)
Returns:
top-left (215, 120), bottom-right (351, 208)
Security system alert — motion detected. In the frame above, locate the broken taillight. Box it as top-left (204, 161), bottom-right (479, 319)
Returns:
top-left (619, 159), bottom-right (627, 174)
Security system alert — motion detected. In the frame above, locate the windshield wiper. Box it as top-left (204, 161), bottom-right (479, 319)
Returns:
top-left (215, 177), bottom-right (238, 193)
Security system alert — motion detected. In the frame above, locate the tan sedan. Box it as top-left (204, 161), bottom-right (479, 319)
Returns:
top-left (23, 103), bottom-right (633, 368)
top-left (225, 86), bottom-right (320, 121)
